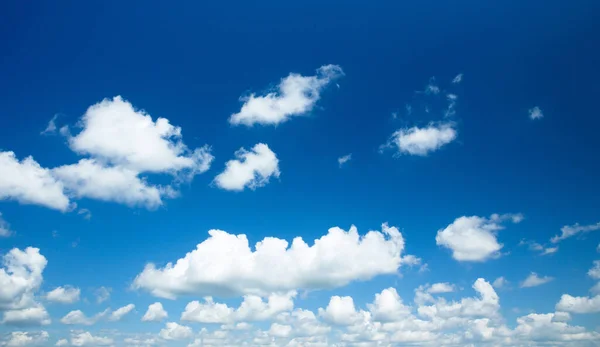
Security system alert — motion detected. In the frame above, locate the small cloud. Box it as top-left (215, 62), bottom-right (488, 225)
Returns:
top-left (528, 106), bottom-right (543, 120)
top-left (0, 212), bottom-right (13, 237)
top-left (337, 154), bottom-right (352, 168)
top-left (41, 114), bottom-right (60, 135)
top-left (452, 73), bottom-right (463, 84)
top-left (78, 208), bottom-right (92, 220)
top-left (541, 247), bottom-right (559, 255)
top-left (493, 277), bottom-right (509, 289)
top-left (520, 272), bottom-right (554, 288)
top-left (95, 287), bottom-right (111, 304)
top-left (424, 78), bottom-right (440, 95)
top-left (551, 222), bottom-right (600, 243)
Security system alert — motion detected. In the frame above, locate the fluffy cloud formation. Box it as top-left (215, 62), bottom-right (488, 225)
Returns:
top-left (529, 106), bottom-right (544, 120)
top-left (229, 64), bottom-right (344, 126)
top-left (133, 223), bottom-right (413, 298)
top-left (0, 152), bottom-right (70, 211)
top-left (109, 304), bottom-right (135, 321)
top-left (588, 260), bottom-right (600, 280)
top-left (520, 273), bottom-right (554, 288)
top-left (2, 305), bottom-right (50, 326)
top-left (60, 309), bottom-right (108, 325)
top-left (213, 143), bottom-right (280, 191)
top-left (3, 331), bottom-right (48, 347)
top-left (385, 123), bottom-right (457, 156)
top-left (551, 222), bottom-right (600, 243)
top-left (436, 213), bottom-right (522, 262)
top-left (69, 332), bottom-right (113, 347)
top-left (159, 322), bottom-right (193, 340)
top-left (141, 302), bottom-right (167, 322)
top-left (45, 286), bottom-right (80, 304)
top-left (556, 294), bottom-right (600, 314)
top-left (0, 213), bottom-right (12, 238)
top-left (68, 96), bottom-right (212, 175)
top-left (181, 291), bottom-right (295, 323)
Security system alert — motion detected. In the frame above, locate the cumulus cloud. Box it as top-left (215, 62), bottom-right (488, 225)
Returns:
top-left (0, 212), bottom-right (13, 237)
top-left (1, 305), bottom-right (51, 326)
top-left (337, 154), bottom-right (352, 168)
top-left (556, 294), bottom-right (600, 314)
top-left (428, 283), bottom-right (456, 294)
top-left (551, 222), bottom-right (600, 243)
top-left (141, 302), bottom-right (168, 322)
top-left (133, 223), bottom-right (413, 298)
top-left (229, 64), bottom-right (344, 126)
top-left (384, 123), bottom-right (457, 156)
top-left (109, 304), bottom-right (135, 321)
top-left (0, 152), bottom-right (70, 211)
top-left (213, 143), bottom-right (280, 191)
top-left (520, 273), bottom-right (554, 288)
top-left (159, 322), bottom-right (193, 340)
top-left (3, 331), bottom-right (49, 347)
top-left (436, 213), bottom-right (522, 262)
top-left (45, 286), bottom-right (80, 304)
top-left (318, 296), bottom-right (362, 326)
top-left (60, 309), bottom-right (108, 325)
top-left (529, 106), bottom-right (543, 120)
top-left (588, 261), bottom-right (600, 280)
top-left (69, 332), bottom-right (113, 347)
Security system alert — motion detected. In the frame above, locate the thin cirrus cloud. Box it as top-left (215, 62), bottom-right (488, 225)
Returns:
top-left (229, 64), bottom-right (344, 126)
top-left (436, 213), bottom-right (523, 262)
top-left (551, 222), bottom-right (600, 244)
top-left (213, 143), bottom-right (280, 191)
top-left (132, 223), bottom-right (417, 299)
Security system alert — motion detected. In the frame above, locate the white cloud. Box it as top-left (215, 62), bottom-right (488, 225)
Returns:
top-left (452, 73), bottom-right (463, 84)
top-left (492, 277), bottom-right (509, 289)
top-left (318, 296), bottom-right (362, 326)
top-left (60, 309), bottom-right (108, 325)
top-left (0, 213), bottom-right (13, 237)
top-left (213, 143), bottom-right (280, 191)
top-left (528, 106), bottom-right (543, 120)
top-left (366, 287), bottom-right (411, 322)
top-left (1, 305), bottom-right (51, 326)
top-left (109, 303), bottom-right (135, 321)
top-left (68, 96), bottom-right (213, 175)
top-left (590, 282), bottom-right (600, 295)
top-left (385, 123), bottom-right (457, 156)
top-left (0, 247), bottom-right (47, 311)
top-left (3, 331), bottom-right (49, 347)
top-left (133, 223), bottom-right (412, 298)
top-left (55, 339), bottom-right (68, 346)
top-left (436, 214), bottom-right (521, 262)
top-left (337, 154), bottom-right (352, 168)
top-left (551, 222), bottom-right (600, 243)
top-left (70, 332), bottom-right (113, 347)
top-left (520, 273), bottom-right (554, 288)
top-left (159, 322), bottom-right (193, 340)
top-left (141, 302), bottom-right (167, 322)
top-left (41, 114), bottom-right (59, 135)
top-left (269, 323), bottom-right (292, 338)
top-left (556, 294), bottom-right (600, 313)
top-left (0, 152), bottom-right (70, 211)
top-left (94, 287), bottom-right (111, 304)
top-left (45, 286), bottom-right (80, 304)
top-left (519, 239), bottom-right (558, 256)
top-left (52, 159), bottom-right (165, 209)
top-left (229, 64), bottom-right (344, 126)
top-left (428, 283), bottom-right (456, 294)
top-left (588, 260), bottom-right (600, 280)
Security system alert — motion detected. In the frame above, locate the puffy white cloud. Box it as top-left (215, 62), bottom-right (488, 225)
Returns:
top-left (1, 305), bottom-right (50, 326)
top-left (45, 286), bottom-right (80, 304)
top-left (556, 294), bottom-right (600, 313)
top-left (3, 331), bottom-right (49, 347)
top-left (94, 287), bottom-right (111, 304)
top-left (385, 123), bottom-right (456, 156)
top-left (428, 283), bottom-right (455, 294)
top-left (68, 96), bottom-right (213, 175)
top-left (514, 312), bottom-right (600, 342)
top-left (229, 64), bottom-right (344, 126)
top-left (318, 296), bottom-right (362, 326)
top-left (159, 322), bottom-right (193, 340)
top-left (213, 143), bottom-right (279, 191)
top-left (181, 291), bottom-right (295, 323)
top-left (60, 309), bottom-right (108, 325)
top-left (133, 223), bottom-right (412, 298)
top-left (0, 247), bottom-right (47, 311)
top-left (0, 213), bottom-right (12, 237)
top-left (551, 222), bottom-right (600, 243)
top-left (528, 106), bottom-right (543, 120)
top-left (337, 154), bottom-right (352, 168)
top-left (53, 160), bottom-right (165, 209)
top-left (55, 339), bottom-right (68, 346)
top-left (70, 332), bottom-right (113, 347)
top-left (269, 323), bottom-right (292, 338)
top-left (0, 152), bottom-right (70, 211)
top-left (366, 287), bottom-right (411, 322)
top-left (436, 214), bottom-right (521, 262)
top-left (141, 302), bottom-right (167, 322)
top-left (109, 304), bottom-right (135, 321)
top-left (520, 273), bottom-right (554, 288)
top-left (123, 337), bottom-right (158, 346)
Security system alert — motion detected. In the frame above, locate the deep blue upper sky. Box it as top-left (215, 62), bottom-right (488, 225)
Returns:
top-left (1, 1), bottom-right (599, 346)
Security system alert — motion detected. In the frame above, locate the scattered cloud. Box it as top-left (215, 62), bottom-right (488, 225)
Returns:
top-left (142, 302), bottom-right (168, 322)
top-left (551, 222), bottom-right (600, 243)
top-left (3, 331), bottom-right (49, 347)
top-left (436, 213), bottom-right (522, 262)
top-left (41, 114), bottom-right (60, 135)
top-left (69, 331), bottom-right (113, 346)
top-left (520, 272), bottom-right (554, 288)
top-left (94, 287), bottom-right (111, 304)
top-left (337, 154), bottom-right (352, 168)
top-left (452, 73), bottom-right (463, 84)
top-left (109, 304), bottom-right (135, 321)
top-left (492, 277), bottom-right (509, 289)
top-left (133, 223), bottom-right (414, 298)
top-left (159, 322), bottom-right (193, 340)
top-left (229, 64), bottom-right (344, 126)
top-left (60, 309), bottom-right (109, 325)
top-left (213, 143), bottom-right (280, 191)
top-left (528, 106), bottom-right (543, 120)
top-left (0, 212), bottom-right (13, 237)
top-left (384, 122), bottom-right (457, 156)
top-left (556, 294), bottom-right (600, 313)
top-left (46, 286), bottom-right (80, 304)
top-left (77, 208), bottom-right (91, 220)
top-left (519, 239), bottom-right (558, 256)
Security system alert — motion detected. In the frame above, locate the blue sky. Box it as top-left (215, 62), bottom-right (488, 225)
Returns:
top-left (1, 1), bottom-right (600, 346)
